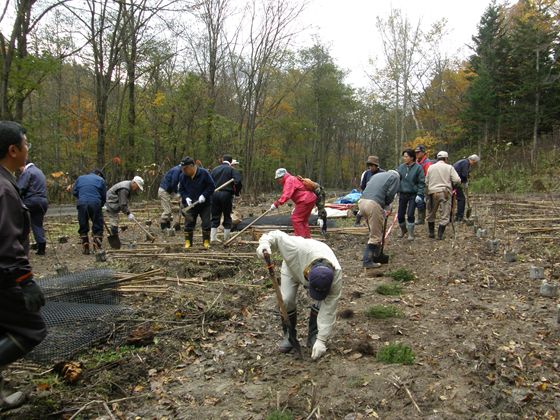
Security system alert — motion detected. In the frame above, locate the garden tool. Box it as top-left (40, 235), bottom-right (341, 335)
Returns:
top-left (224, 207), bottom-right (274, 246)
top-left (103, 220), bottom-right (121, 249)
top-left (129, 215), bottom-right (156, 242)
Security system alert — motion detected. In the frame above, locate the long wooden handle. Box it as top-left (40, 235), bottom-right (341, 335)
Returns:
top-left (263, 252), bottom-right (289, 324)
top-left (224, 207), bottom-right (274, 246)
top-left (182, 179), bottom-right (236, 212)
top-left (131, 216), bottom-right (155, 240)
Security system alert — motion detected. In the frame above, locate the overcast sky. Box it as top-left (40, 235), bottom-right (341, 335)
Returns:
top-left (299, 0), bottom-right (494, 89)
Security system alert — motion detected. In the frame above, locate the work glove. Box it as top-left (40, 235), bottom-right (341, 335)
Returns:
top-left (269, 203), bottom-right (277, 211)
top-left (198, 194), bottom-right (206, 204)
top-left (464, 182), bottom-right (469, 188)
top-left (256, 243), bottom-right (271, 259)
top-left (127, 213), bottom-right (135, 221)
top-left (311, 338), bottom-right (327, 360)
top-left (186, 197), bottom-right (193, 207)
top-left (19, 278), bottom-right (45, 312)
top-left (415, 195), bottom-right (424, 205)
top-left (317, 218), bottom-right (324, 228)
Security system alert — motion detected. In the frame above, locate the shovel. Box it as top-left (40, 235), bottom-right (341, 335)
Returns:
top-left (224, 207), bottom-right (274, 246)
top-left (465, 185), bottom-right (472, 219)
top-left (376, 212), bottom-right (390, 264)
top-left (103, 221), bottom-right (121, 249)
top-left (263, 251), bottom-right (302, 359)
top-left (129, 215), bottom-right (156, 242)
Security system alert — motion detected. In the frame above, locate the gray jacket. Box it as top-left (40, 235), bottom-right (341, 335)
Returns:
top-left (361, 171), bottom-right (400, 208)
top-left (106, 180), bottom-right (132, 214)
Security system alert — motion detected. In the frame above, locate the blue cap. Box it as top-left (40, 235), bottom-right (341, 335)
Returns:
top-left (308, 265), bottom-right (334, 301)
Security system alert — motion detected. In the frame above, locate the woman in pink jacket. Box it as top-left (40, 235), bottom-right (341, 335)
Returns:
top-left (270, 168), bottom-right (317, 238)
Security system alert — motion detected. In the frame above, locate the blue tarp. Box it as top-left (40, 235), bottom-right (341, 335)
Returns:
top-left (335, 189), bottom-right (362, 204)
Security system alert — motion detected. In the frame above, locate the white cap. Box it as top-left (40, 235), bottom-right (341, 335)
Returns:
top-left (468, 154), bottom-right (480, 162)
top-left (275, 168), bottom-right (287, 179)
top-left (132, 176), bottom-right (144, 191)
top-left (437, 151), bottom-right (448, 159)
top-left (231, 159), bottom-right (240, 165)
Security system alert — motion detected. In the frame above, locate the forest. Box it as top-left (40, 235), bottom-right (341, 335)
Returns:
top-left (1, 0), bottom-right (559, 194)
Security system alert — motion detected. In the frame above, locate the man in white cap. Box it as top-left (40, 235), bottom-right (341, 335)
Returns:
top-left (105, 175), bottom-right (144, 238)
top-left (453, 154), bottom-right (480, 222)
top-left (256, 230), bottom-right (342, 360)
top-left (426, 151), bottom-right (461, 239)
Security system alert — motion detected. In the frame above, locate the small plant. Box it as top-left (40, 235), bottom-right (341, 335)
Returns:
top-left (266, 409), bottom-right (294, 420)
top-left (366, 305), bottom-right (403, 319)
top-left (376, 343), bottom-right (415, 365)
top-left (388, 268), bottom-right (415, 282)
top-left (376, 283), bottom-right (402, 296)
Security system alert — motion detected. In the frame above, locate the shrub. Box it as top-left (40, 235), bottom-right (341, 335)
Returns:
top-left (266, 409), bottom-right (294, 420)
top-left (376, 343), bottom-right (415, 365)
top-left (388, 268), bottom-right (415, 282)
top-left (366, 305), bottom-right (403, 319)
top-left (376, 283), bottom-right (402, 296)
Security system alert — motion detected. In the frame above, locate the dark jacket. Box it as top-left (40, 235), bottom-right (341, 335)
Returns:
top-left (0, 166), bottom-right (32, 283)
top-left (17, 163), bottom-right (47, 202)
top-left (453, 159), bottom-right (470, 184)
top-left (396, 162), bottom-right (425, 195)
top-left (360, 167), bottom-right (385, 191)
top-left (106, 180), bottom-right (133, 214)
top-left (179, 167), bottom-right (216, 205)
top-left (73, 172), bottom-right (106, 206)
top-left (211, 163), bottom-right (243, 195)
top-left (159, 165), bottom-right (182, 194)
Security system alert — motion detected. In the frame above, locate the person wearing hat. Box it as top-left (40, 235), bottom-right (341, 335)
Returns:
top-left (178, 157), bottom-right (216, 249)
top-left (231, 159), bottom-right (240, 167)
top-left (414, 145), bottom-right (433, 225)
top-left (105, 175), bottom-right (145, 239)
top-left (354, 156), bottom-right (385, 226)
top-left (210, 155), bottom-right (243, 242)
top-left (270, 168), bottom-right (317, 238)
top-left (359, 170), bottom-right (400, 267)
top-left (426, 151), bottom-right (461, 239)
top-left (158, 163), bottom-right (182, 231)
top-left (0, 121), bottom-right (47, 409)
top-left (256, 230), bottom-right (342, 360)
top-left (72, 169), bottom-right (107, 253)
top-left (395, 149), bottom-right (425, 240)
top-left (453, 154), bottom-right (480, 222)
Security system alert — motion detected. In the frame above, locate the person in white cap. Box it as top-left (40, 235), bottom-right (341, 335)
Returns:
top-left (452, 154), bottom-right (480, 222)
top-left (426, 151), bottom-right (461, 239)
top-left (105, 175), bottom-right (144, 238)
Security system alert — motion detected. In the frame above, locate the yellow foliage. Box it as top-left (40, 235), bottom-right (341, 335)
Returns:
top-left (406, 134), bottom-right (438, 153)
top-left (153, 91), bottom-right (166, 107)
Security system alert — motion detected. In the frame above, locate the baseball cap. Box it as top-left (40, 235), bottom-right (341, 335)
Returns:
top-left (132, 175), bottom-right (144, 191)
top-left (468, 154), bottom-right (480, 162)
top-left (415, 144), bottom-right (426, 153)
top-left (275, 168), bottom-right (287, 179)
top-left (436, 151), bottom-right (448, 159)
top-left (180, 157), bottom-right (195, 166)
top-left (308, 265), bottom-right (334, 301)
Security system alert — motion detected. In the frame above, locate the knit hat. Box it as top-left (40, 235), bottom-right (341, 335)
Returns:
top-left (308, 265), bottom-right (334, 301)
top-left (132, 176), bottom-right (144, 191)
top-left (275, 168), bottom-right (287, 179)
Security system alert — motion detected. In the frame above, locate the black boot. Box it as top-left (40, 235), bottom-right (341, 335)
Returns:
top-left (307, 304), bottom-right (319, 347)
top-left (80, 236), bottom-right (90, 255)
top-left (415, 208), bottom-right (426, 225)
top-left (110, 226), bottom-right (119, 236)
top-left (363, 244), bottom-right (381, 268)
top-left (0, 334), bottom-right (34, 367)
top-left (36, 242), bottom-right (46, 256)
top-left (371, 244), bottom-right (389, 264)
top-left (354, 213), bottom-right (362, 227)
top-left (398, 223), bottom-right (407, 238)
top-left (428, 222), bottom-right (435, 239)
top-left (437, 225), bottom-right (446, 240)
top-left (279, 310), bottom-right (297, 353)
top-left (160, 222), bottom-right (167, 231)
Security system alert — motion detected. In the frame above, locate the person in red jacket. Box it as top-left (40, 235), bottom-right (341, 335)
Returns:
top-left (270, 168), bottom-right (317, 238)
top-left (414, 144), bottom-right (433, 225)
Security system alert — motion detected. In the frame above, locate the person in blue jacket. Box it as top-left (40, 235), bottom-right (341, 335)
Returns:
top-left (17, 161), bottom-right (48, 255)
top-left (178, 157), bottom-right (216, 249)
top-left (395, 149), bottom-right (425, 241)
top-left (72, 169), bottom-right (107, 254)
top-left (158, 164), bottom-right (182, 231)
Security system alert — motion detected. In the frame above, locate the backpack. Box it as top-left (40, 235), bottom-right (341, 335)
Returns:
top-left (297, 175), bottom-right (326, 215)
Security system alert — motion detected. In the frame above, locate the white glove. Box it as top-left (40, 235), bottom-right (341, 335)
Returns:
top-left (311, 339), bottom-right (327, 360)
top-left (415, 195), bottom-right (423, 205)
top-left (186, 197), bottom-right (193, 207)
top-left (269, 203), bottom-right (277, 211)
top-left (317, 218), bottom-right (324, 228)
top-left (256, 243), bottom-right (271, 258)
top-left (127, 213), bottom-right (135, 221)
top-left (198, 194), bottom-right (206, 204)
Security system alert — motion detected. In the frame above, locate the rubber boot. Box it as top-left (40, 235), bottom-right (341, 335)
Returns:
top-left (202, 230), bottom-right (211, 249)
top-left (354, 212), bottom-right (362, 227)
top-left (210, 228), bottom-right (218, 243)
top-left (36, 242), bottom-right (46, 256)
top-left (160, 222), bottom-right (167, 231)
top-left (93, 236), bottom-right (103, 251)
top-left (363, 244), bottom-right (381, 268)
top-left (0, 335), bottom-right (31, 367)
top-left (80, 236), bottom-right (90, 255)
top-left (406, 223), bottom-right (415, 241)
top-left (223, 229), bottom-right (231, 241)
top-left (398, 223), bottom-right (407, 238)
top-left (278, 310), bottom-right (297, 353)
top-left (437, 225), bottom-right (446, 240)
top-left (307, 304), bottom-right (319, 347)
top-left (184, 231), bottom-right (193, 249)
top-left (428, 222), bottom-right (435, 239)
top-left (415, 208), bottom-right (426, 225)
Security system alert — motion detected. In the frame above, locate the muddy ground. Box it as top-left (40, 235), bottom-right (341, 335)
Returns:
top-left (4, 194), bottom-right (560, 419)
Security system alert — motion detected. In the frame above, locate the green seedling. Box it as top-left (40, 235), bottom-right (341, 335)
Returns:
top-left (266, 409), bottom-right (294, 420)
top-left (388, 268), bottom-right (415, 282)
top-left (366, 305), bottom-right (403, 319)
top-left (376, 283), bottom-right (402, 296)
top-left (376, 343), bottom-right (415, 365)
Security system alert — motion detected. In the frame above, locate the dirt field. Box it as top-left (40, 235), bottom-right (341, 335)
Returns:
top-left (4, 194), bottom-right (560, 419)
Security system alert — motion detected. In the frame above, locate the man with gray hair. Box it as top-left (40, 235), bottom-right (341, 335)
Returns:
top-left (427, 151), bottom-right (461, 239)
top-left (105, 176), bottom-right (145, 239)
top-left (453, 154), bottom-right (480, 222)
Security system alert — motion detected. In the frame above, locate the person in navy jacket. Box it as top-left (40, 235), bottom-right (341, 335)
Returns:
top-left (210, 155), bottom-right (242, 242)
top-left (158, 164), bottom-right (182, 230)
top-left (72, 170), bottom-right (107, 254)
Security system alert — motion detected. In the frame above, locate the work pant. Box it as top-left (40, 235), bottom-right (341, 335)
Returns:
top-left (106, 208), bottom-right (120, 228)
top-left (0, 282), bottom-right (47, 345)
top-left (77, 202), bottom-right (104, 236)
top-left (211, 191), bottom-right (234, 229)
top-left (24, 197), bottom-right (48, 245)
top-left (158, 188), bottom-right (174, 223)
top-left (184, 201), bottom-right (211, 232)
top-left (397, 192), bottom-right (416, 224)
top-left (455, 186), bottom-right (466, 219)
top-left (427, 191), bottom-right (451, 226)
top-left (291, 200), bottom-right (316, 238)
top-left (358, 199), bottom-right (384, 245)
